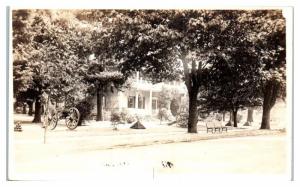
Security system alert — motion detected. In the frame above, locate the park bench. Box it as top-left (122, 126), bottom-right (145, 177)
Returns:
top-left (220, 123), bottom-right (228, 132)
top-left (206, 121), bottom-right (227, 133)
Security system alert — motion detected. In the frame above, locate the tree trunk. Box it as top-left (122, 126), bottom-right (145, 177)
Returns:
top-left (28, 101), bottom-right (33, 116)
top-left (222, 112), bottom-right (226, 121)
top-left (96, 88), bottom-right (103, 121)
top-left (22, 104), bottom-right (27, 114)
top-left (187, 88), bottom-right (198, 133)
top-left (244, 108), bottom-right (253, 126)
top-left (32, 97), bottom-right (42, 123)
top-left (229, 112), bottom-right (233, 122)
top-left (182, 54), bottom-right (202, 133)
top-left (233, 109), bottom-right (238, 128)
top-left (226, 112), bottom-right (233, 126)
top-left (247, 108), bottom-right (254, 122)
top-left (261, 107), bottom-right (271, 129)
top-left (260, 80), bottom-right (280, 129)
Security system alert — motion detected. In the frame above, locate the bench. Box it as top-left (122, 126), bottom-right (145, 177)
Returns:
top-left (206, 121), bottom-right (227, 133)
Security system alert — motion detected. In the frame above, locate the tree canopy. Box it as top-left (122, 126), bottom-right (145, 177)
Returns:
top-left (13, 9), bottom-right (286, 130)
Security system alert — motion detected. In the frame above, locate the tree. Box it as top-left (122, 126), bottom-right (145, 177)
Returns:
top-left (75, 10), bottom-right (129, 121)
top-left (12, 9), bottom-right (45, 122)
top-left (259, 12), bottom-right (286, 129)
top-left (83, 59), bottom-right (125, 121)
top-left (15, 89), bottom-right (37, 116)
top-left (197, 10), bottom-right (286, 129)
top-left (173, 10), bottom-right (263, 129)
top-left (13, 9), bottom-right (285, 131)
top-left (12, 10), bottom-right (34, 114)
top-left (94, 10), bottom-right (277, 132)
top-left (238, 10), bottom-right (286, 129)
top-left (13, 10), bottom-right (126, 124)
top-left (158, 89), bottom-right (170, 110)
top-left (13, 10), bottom-right (94, 122)
top-left (199, 50), bottom-right (262, 127)
top-left (102, 10), bottom-right (235, 133)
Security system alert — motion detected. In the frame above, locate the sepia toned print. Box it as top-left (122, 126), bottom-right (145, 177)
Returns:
top-left (10, 9), bottom-right (289, 180)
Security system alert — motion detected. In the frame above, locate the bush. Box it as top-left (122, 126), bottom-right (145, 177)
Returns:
top-left (177, 112), bottom-right (189, 128)
top-left (170, 99), bottom-right (180, 117)
top-left (119, 110), bottom-right (136, 123)
top-left (126, 114), bottom-right (136, 123)
top-left (111, 111), bottom-right (121, 122)
top-left (74, 96), bottom-right (94, 126)
top-left (120, 111), bottom-right (127, 122)
top-left (111, 111), bottom-right (122, 130)
top-left (158, 108), bottom-right (173, 121)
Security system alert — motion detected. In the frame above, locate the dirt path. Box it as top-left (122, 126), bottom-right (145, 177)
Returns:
top-left (10, 134), bottom-right (288, 180)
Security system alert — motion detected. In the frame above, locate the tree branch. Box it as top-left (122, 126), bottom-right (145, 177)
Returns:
top-left (197, 60), bottom-right (202, 83)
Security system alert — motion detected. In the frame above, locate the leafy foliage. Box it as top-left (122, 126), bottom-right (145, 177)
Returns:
top-left (170, 99), bottom-right (180, 117)
top-left (74, 95), bottom-right (95, 125)
top-left (12, 9), bottom-right (286, 130)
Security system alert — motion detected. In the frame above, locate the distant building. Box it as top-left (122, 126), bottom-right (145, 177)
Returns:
top-left (93, 72), bottom-right (187, 120)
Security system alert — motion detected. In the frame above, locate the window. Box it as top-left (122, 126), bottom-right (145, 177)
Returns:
top-left (138, 96), bottom-right (145, 109)
top-left (152, 99), bottom-right (157, 110)
top-left (128, 96), bottom-right (135, 108)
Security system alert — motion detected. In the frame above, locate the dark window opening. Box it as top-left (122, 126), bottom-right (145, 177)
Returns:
top-left (128, 96), bottom-right (135, 108)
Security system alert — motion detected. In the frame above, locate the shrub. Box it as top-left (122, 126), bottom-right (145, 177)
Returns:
top-left (158, 108), bottom-right (173, 121)
top-left (120, 111), bottom-right (127, 122)
top-left (111, 111), bottom-right (122, 130)
top-left (126, 114), bottom-right (136, 123)
top-left (119, 110), bottom-right (136, 123)
top-left (111, 111), bottom-right (121, 122)
top-left (177, 112), bottom-right (189, 128)
top-left (74, 96), bottom-right (94, 126)
top-left (170, 99), bottom-right (180, 117)
top-left (215, 113), bottom-right (223, 121)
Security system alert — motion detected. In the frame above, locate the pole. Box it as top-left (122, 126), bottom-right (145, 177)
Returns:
top-left (43, 94), bottom-right (50, 144)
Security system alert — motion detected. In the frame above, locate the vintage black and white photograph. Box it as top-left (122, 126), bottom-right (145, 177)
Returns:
top-left (9, 6), bottom-right (292, 181)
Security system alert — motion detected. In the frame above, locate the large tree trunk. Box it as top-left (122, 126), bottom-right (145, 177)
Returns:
top-left (187, 87), bottom-right (198, 133)
top-left (182, 54), bottom-right (202, 133)
top-left (261, 107), bottom-right (271, 129)
top-left (226, 112), bottom-right (233, 126)
top-left (232, 109), bottom-right (238, 128)
top-left (260, 80), bottom-right (280, 129)
top-left (96, 88), bottom-right (103, 121)
top-left (27, 101), bottom-right (33, 116)
top-left (32, 97), bottom-right (42, 123)
top-left (244, 108), bottom-right (253, 126)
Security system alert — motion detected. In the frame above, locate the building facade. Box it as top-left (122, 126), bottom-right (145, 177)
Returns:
top-left (94, 72), bottom-right (187, 120)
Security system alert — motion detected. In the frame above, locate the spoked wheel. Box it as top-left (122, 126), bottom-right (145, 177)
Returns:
top-left (42, 112), bottom-right (58, 130)
top-left (65, 107), bottom-right (80, 130)
top-left (48, 113), bottom-right (59, 130)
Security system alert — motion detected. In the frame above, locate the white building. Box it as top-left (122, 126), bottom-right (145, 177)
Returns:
top-left (94, 72), bottom-right (187, 120)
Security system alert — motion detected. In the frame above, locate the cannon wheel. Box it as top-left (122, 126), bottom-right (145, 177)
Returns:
top-left (66, 107), bottom-right (80, 130)
top-left (42, 112), bottom-right (58, 130)
top-left (49, 113), bottom-right (59, 130)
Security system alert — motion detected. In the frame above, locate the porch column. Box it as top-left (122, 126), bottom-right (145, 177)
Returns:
top-left (149, 89), bottom-right (152, 115)
top-left (135, 91), bottom-right (139, 109)
top-left (136, 71), bottom-right (139, 82)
